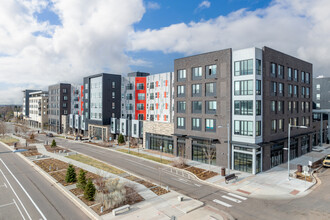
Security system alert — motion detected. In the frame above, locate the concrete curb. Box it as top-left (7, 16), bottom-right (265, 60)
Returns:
top-left (1, 141), bottom-right (100, 220)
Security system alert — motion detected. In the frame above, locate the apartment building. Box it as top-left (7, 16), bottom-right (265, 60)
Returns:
top-left (313, 76), bottom-right (330, 109)
top-left (22, 89), bottom-right (39, 120)
top-left (173, 49), bottom-right (232, 166)
top-left (83, 73), bottom-right (121, 141)
top-left (28, 91), bottom-right (48, 130)
top-left (48, 83), bottom-right (71, 133)
top-left (69, 84), bottom-right (84, 135)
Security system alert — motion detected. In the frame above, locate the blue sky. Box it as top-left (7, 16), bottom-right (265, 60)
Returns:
top-left (0, 0), bottom-right (329, 104)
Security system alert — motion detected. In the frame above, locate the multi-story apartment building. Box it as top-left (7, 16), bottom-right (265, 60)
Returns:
top-left (69, 84), bottom-right (84, 135)
top-left (172, 46), bottom-right (321, 174)
top-left (22, 89), bottom-right (39, 121)
top-left (313, 76), bottom-right (330, 109)
top-left (83, 73), bottom-right (121, 141)
top-left (48, 83), bottom-right (71, 133)
top-left (28, 91), bottom-right (48, 130)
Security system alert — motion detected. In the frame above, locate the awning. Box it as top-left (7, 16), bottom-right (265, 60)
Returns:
top-left (231, 141), bottom-right (261, 149)
top-left (171, 134), bottom-right (187, 137)
top-left (186, 136), bottom-right (219, 143)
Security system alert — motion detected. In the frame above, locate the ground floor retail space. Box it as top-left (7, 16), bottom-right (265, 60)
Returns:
top-left (88, 124), bottom-right (110, 142)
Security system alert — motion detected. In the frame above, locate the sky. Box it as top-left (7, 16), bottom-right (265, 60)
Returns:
top-left (0, 0), bottom-right (330, 105)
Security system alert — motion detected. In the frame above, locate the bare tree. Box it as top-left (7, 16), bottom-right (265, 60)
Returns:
top-left (0, 121), bottom-right (7, 136)
top-left (203, 146), bottom-right (216, 172)
top-left (129, 137), bottom-right (138, 148)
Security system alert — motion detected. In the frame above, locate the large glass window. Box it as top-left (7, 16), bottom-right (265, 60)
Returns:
top-left (234, 80), bottom-right (253, 95)
top-left (192, 101), bottom-right (202, 114)
top-left (192, 84), bottom-right (202, 97)
top-left (206, 65), bottom-right (217, 78)
top-left (256, 100), bottom-right (261, 115)
top-left (256, 80), bottom-right (261, 95)
top-left (271, 144), bottom-right (284, 168)
top-left (234, 59), bottom-right (253, 76)
top-left (149, 134), bottom-right (174, 154)
top-left (256, 121), bottom-right (261, 136)
top-left (205, 119), bottom-right (216, 132)
top-left (137, 93), bottom-right (145, 100)
top-left (137, 104), bottom-right (144, 110)
top-left (177, 117), bottom-right (185, 129)
top-left (234, 152), bottom-right (252, 173)
top-left (177, 101), bottom-right (186, 113)
top-left (256, 59), bottom-right (261, 75)
top-left (234, 120), bottom-right (253, 136)
top-left (90, 76), bottom-right (102, 120)
top-left (192, 118), bottom-right (201, 131)
top-left (205, 82), bottom-right (216, 96)
top-left (149, 93), bottom-right (154, 100)
top-left (234, 101), bottom-right (253, 115)
top-left (177, 85), bottom-right (185, 97)
top-left (271, 101), bottom-right (276, 113)
top-left (205, 101), bottom-right (216, 114)
top-left (192, 67), bottom-right (202, 80)
top-left (192, 140), bottom-right (216, 165)
top-left (126, 83), bottom-right (134, 90)
top-left (150, 82), bottom-right (154, 89)
top-left (177, 69), bottom-right (186, 81)
top-left (137, 83), bottom-right (144, 90)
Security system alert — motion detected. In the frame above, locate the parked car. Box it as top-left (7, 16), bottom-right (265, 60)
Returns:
top-left (46, 133), bottom-right (53, 137)
top-left (323, 154), bottom-right (330, 168)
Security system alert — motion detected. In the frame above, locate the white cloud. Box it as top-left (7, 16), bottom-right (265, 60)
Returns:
top-left (197, 1), bottom-right (211, 10)
top-left (0, 0), bottom-right (145, 104)
top-left (130, 0), bottom-right (330, 78)
top-left (146, 2), bottom-right (160, 10)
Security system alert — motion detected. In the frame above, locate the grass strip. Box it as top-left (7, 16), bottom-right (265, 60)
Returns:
top-left (66, 154), bottom-right (124, 174)
top-left (0, 136), bottom-right (19, 145)
top-left (116, 149), bottom-right (172, 165)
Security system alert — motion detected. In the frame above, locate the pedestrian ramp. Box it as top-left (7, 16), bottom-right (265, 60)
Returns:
top-left (213, 192), bottom-right (247, 208)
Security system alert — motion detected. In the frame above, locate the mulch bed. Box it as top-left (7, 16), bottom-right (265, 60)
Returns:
top-left (70, 187), bottom-right (84, 196)
top-left (295, 172), bottom-right (313, 182)
top-left (185, 166), bottom-right (219, 180)
top-left (34, 158), bottom-right (69, 172)
top-left (21, 150), bottom-right (41, 157)
top-left (150, 186), bottom-right (169, 196)
top-left (78, 195), bottom-right (97, 206)
top-left (44, 145), bottom-right (71, 153)
top-left (124, 175), bottom-right (170, 196)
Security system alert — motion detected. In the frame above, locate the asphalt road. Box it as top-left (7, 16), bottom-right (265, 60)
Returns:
top-left (0, 142), bottom-right (89, 220)
top-left (37, 134), bottom-right (330, 220)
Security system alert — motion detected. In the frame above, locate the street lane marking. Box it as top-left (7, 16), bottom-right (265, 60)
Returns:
top-left (13, 199), bottom-right (26, 220)
top-left (228, 193), bottom-right (247, 200)
top-left (194, 183), bottom-right (202, 187)
top-left (222, 195), bottom-right (241, 203)
top-left (213, 199), bottom-right (232, 207)
top-left (170, 178), bottom-right (195, 186)
top-left (0, 202), bottom-right (14, 208)
top-left (0, 159), bottom-right (47, 220)
top-left (0, 168), bottom-right (31, 220)
top-left (123, 158), bottom-right (157, 170)
top-left (0, 182), bottom-right (7, 188)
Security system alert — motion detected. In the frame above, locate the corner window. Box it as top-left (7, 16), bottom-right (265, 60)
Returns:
top-left (256, 121), bottom-right (261, 136)
top-left (234, 59), bottom-right (253, 76)
top-left (256, 80), bottom-right (261, 95)
top-left (256, 59), bottom-right (261, 75)
top-left (234, 80), bottom-right (253, 95)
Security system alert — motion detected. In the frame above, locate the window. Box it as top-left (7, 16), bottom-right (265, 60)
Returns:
top-left (63, 88), bottom-right (67, 93)
top-left (206, 65), bottom-right (217, 78)
top-left (137, 104), bottom-right (144, 110)
top-left (316, 84), bottom-right (320, 90)
top-left (279, 83), bottom-right (284, 96)
top-left (271, 82), bottom-right (277, 96)
top-left (234, 80), bottom-right (253, 95)
top-left (111, 102), bottom-right (115, 109)
top-left (177, 101), bottom-right (186, 113)
top-left (294, 85), bottom-right (298, 97)
top-left (288, 84), bottom-right (293, 97)
top-left (306, 87), bottom-right (310, 98)
top-left (271, 120), bottom-right (277, 132)
top-left (306, 72), bottom-right (310, 84)
top-left (133, 124), bottom-right (137, 135)
top-left (112, 92), bottom-right (115, 98)
top-left (301, 71), bottom-right (305, 82)
top-left (126, 93), bottom-right (133, 100)
top-left (63, 103), bottom-right (67, 108)
top-left (287, 67), bottom-right (293, 81)
top-left (279, 119), bottom-right (284, 131)
top-left (306, 102), bottom-right (310, 112)
top-left (301, 101), bottom-right (305, 112)
top-left (271, 101), bottom-right (276, 113)
top-left (234, 59), bottom-right (253, 76)
top-left (316, 103), bottom-right (320, 108)
top-left (177, 85), bottom-right (185, 97)
top-left (301, 87), bottom-right (305, 98)
top-left (206, 101), bottom-right (217, 114)
top-left (64, 110), bottom-right (68, 115)
top-left (192, 84), bottom-right (202, 97)
top-left (206, 82), bottom-right (216, 96)
top-left (234, 120), bottom-right (253, 136)
top-left (293, 101), bottom-right (297, 112)
top-left (293, 69), bottom-right (298, 81)
top-left (126, 83), bottom-right (133, 90)
top-left (192, 101), bottom-right (202, 114)
top-left (278, 101), bottom-right (284, 114)
top-left (177, 69), bottom-right (186, 81)
top-left (205, 119), bottom-right (216, 132)
top-left (316, 94), bottom-right (320, 100)
top-left (234, 101), bottom-right (253, 115)
top-left (256, 59), bottom-right (261, 75)
top-left (256, 121), bottom-right (261, 136)
top-left (85, 83), bottom-right (88, 89)
top-left (177, 117), bottom-right (185, 129)
top-left (278, 65), bottom-right (284, 79)
top-left (138, 93), bottom-right (145, 100)
top-left (192, 118), bottom-right (201, 131)
top-left (149, 104), bottom-right (154, 110)
top-left (288, 101), bottom-right (292, 112)
top-left (256, 80), bottom-right (261, 95)
top-left (271, 63), bottom-right (276, 77)
top-left (256, 100), bottom-right (261, 115)
top-left (112, 81), bottom-right (115, 88)
top-left (306, 117), bottom-right (310, 126)
top-left (63, 96), bottom-right (68, 101)
top-left (137, 83), bottom-right (144, 90)
top-left (192, 67), bottom-right (202, 79)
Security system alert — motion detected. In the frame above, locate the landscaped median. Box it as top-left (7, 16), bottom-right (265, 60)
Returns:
top-left (0, 135), bottom-right (19, 146)
top-left (116, 148), bottom-right (172, 164)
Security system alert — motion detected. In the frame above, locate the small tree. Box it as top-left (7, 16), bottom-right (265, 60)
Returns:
top-left (84, 179), bottom-right (96, 201)
top-left (77, 169), bottom-right (87, 190)
top-left (118, 134), bottom-right (125, 144)
top-left (65, 164), bottom-right (76, 183)
top-left (0, 121), bottom-right (7, 136)
top-left (203, 146), bottom-right (216, 172)
top-left (51, 139), bottom-right (56, 148)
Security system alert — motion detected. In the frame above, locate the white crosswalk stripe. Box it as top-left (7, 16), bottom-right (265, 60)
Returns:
top-left (222, 195), bottom-right (241, 203)
top-left (213, 199), bottom-right (232, 207)
top-left (228, 193), bottom-right (247, 200)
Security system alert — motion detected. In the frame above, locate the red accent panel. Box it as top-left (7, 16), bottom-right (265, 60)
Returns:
top-left (164, 92), bottom-right (166, 98)
top-left (157, 114), bottom-right (159, 121)
top-left (164, 115), bottom-right (167, 121)
top-left (165, 103), bottom-right (168, 109)
top-left (156, 81), bottom-right (158, 87)
top-left (157, 92), bottom-right (159, 98)
top-left (135, 77), bottom-right (147, 120)
top-left (165, 80), bottom-right (168, 86)
top-left (156, 103), bottom-right (159, 109)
